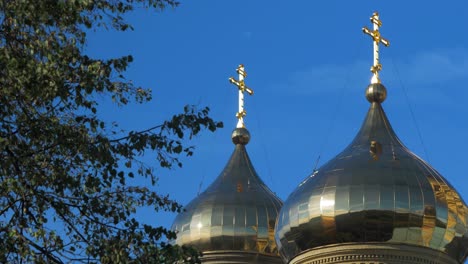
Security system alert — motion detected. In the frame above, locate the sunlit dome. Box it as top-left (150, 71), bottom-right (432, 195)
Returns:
top-left (171, 65), bottom-right (283, 263)
top-left (275, 12), bottom-right (468, 264)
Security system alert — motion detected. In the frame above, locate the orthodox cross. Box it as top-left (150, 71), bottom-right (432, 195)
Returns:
top-left (362, 12), bottom-right (390, 84)
top-left (229, 64), bottom-right (254, 128)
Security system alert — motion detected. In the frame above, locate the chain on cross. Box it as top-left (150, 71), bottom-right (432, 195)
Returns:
top-left (362, 12), bottom-right (390, 84)
top-left (229, 64), bottom-right (254, 128)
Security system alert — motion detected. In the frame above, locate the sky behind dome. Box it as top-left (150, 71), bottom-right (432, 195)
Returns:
top-left (86, 0), bottom-right (468, 247)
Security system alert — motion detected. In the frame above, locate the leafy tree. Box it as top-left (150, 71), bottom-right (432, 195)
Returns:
top-left (0, 0), bottom-right (222, 263)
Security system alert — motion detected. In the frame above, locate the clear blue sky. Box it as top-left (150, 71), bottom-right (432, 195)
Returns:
top-left (86, 0), bottom-right (468, 244)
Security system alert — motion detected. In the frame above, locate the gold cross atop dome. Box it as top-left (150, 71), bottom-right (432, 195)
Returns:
top-left (229, 64), bottom-right (254, 128)
top-left (362, 12), bottom-right (390, 84)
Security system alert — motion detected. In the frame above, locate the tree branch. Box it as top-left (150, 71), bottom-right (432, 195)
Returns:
top-left (109, 124), bottom-right (163, 143)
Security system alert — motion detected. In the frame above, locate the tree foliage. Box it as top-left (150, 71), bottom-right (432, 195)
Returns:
top-left (0, 0), bottom-right (222, 263)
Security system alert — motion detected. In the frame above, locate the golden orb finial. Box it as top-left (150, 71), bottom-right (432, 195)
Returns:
top-left (231, 127), bottom-right (250, 145)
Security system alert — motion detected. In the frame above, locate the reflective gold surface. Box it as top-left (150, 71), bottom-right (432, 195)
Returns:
top-left (172, 129), bottom-right (282, 257)
top-left (275, 84), bottom-right (468, 263)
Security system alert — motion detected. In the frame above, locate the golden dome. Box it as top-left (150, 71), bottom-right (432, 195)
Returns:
top-left (275, 83), bottom-right (468, 263)
top-left (171, 128), bottom-right (283, 261)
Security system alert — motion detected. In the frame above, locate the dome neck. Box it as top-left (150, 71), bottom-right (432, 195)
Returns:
top-left (349, 102), bottom-right (405, 148)
top-left (204, 144), bottom-right (269, 194)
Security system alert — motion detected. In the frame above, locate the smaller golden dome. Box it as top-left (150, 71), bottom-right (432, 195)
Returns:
top-left (171, 128), bottom-right (282, 260)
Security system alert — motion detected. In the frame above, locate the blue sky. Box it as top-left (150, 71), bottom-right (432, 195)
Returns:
top-left (86, 0), bottom-right (468, 243)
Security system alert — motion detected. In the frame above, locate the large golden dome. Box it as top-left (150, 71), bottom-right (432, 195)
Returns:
top-left (275, 83), bottom-right (468, 263)
top-left (172, 128), bottom-right (283, 262)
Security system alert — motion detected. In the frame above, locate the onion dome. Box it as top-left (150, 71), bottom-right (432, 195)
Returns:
top-left (275, 12), bottom-right (468, 264)
top-left (171, 65), bottom-right (283, 263)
